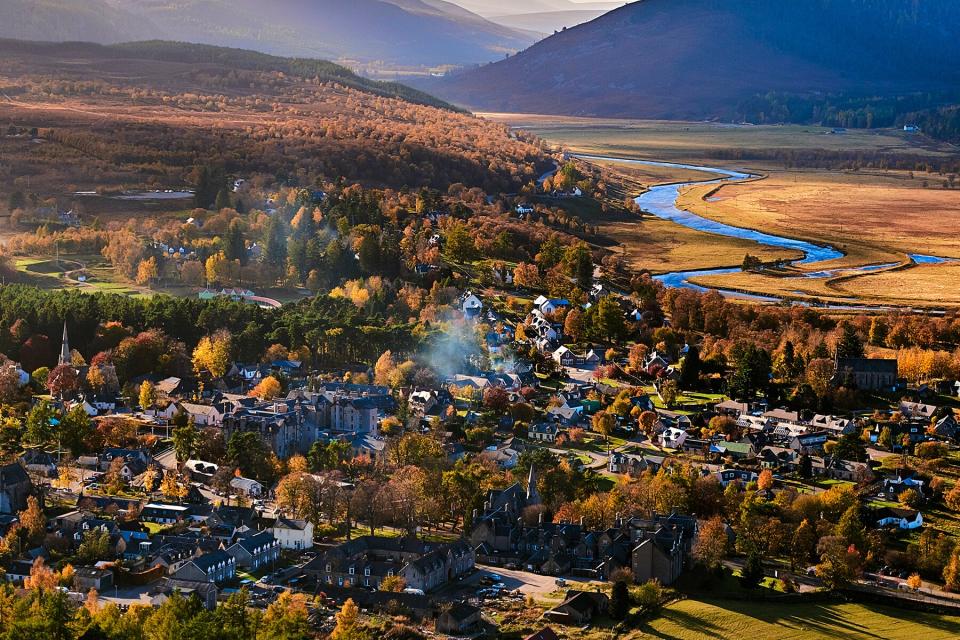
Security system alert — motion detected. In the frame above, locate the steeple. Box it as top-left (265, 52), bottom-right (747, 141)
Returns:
top-left (526, 464), bottom-right (541, 505)
top-left (59, 321), bottom-right (70, 366)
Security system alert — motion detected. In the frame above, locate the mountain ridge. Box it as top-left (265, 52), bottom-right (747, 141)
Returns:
top-left (0, 0), bottom-right (536, 66)
top-left (429, 0), bottom-right (960, 121)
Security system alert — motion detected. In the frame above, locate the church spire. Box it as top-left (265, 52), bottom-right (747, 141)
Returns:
top-left (59, 321), bottom-right (70, 366)
top-left (526, 464), bottom-right (541, 505)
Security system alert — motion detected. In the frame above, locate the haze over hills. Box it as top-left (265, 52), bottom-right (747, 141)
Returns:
top-left (431, 0), bottom-right (960, 123)
top-left (451, 0), bottom-right (622, 17)
top-left (0, 0), bottom-right (536, 67)
top-left (485, 10), bottom-right (612, 34)
top-left (451, 0), bottom-right (624, 33)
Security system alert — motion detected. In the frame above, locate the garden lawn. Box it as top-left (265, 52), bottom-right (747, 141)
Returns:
top-left (630, 597), bottom-right (960, 640)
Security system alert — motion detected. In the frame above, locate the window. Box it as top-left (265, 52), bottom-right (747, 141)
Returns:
top-left (364, 568), bottom-right (370, 576)
top-left (326, 564), bottom-right (331, 572)
top-left (349, 567), bottom-right (355, 575)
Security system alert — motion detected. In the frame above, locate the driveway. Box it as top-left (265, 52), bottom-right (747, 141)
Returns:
top-left (471, 564), bottom-right (592, 597)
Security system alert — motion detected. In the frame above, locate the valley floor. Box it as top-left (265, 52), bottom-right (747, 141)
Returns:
top-left (488, 114), bottom-right (960, 308)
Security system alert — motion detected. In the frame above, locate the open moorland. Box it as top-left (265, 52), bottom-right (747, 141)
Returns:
top-left (0, 41), bottom-right (546, 201)
top-left (487, 114), bottom-right (960, 306)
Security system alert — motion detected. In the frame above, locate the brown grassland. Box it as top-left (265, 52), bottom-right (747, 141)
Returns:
top-left (480, 113), bottom-right (958, 163)
top-left (489, 113), bottom-right (960, 306)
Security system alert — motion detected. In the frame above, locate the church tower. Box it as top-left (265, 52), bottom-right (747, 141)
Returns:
top-left (59, 321), bottom-right (70, 366)
top-left (526, 464), bottom-right (541, 505)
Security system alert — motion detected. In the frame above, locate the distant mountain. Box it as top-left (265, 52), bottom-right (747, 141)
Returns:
top-left (0, 0), bottom-right (537, 66)
top-left (0, 0), bottom-right (159, 43)
top-left (432, 0), bottom-right (960, 121)
top-left (487, 9), bottom-right (610, 34)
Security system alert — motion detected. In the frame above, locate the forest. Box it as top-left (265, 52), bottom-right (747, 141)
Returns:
top-left (735, 90), bottom-right (960, 144)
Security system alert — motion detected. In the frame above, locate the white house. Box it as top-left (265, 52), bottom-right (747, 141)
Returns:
top-left (876, 507), bottom-right (923, 530)
top-left (811, 415), bottom-right (854, 436)
top-left (515, 203), bottom-right (534, 215)
top-left (659, 427), bottom-right (688, 449)
top-left (270, 517), bottom-right (314, 550)
top-left (539, 299), bottom-right (570, 315)
top-left (528, 423), bottom-right (559, 443)
top-left (230, 476), bottom-right (264, 498)
top-left (177, 402), bottom-right (223, 427)
top-left (461, 293), bottom-right (483, 318)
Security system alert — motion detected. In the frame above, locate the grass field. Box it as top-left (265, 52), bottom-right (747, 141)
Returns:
top-left (605, 215), bottom-right (801, 274)
top-left (679, 171), bottom-right (960, 264)
top-left (628, 598), bottom-right (960, 640)
top-left (677, 170), bottom-right (960, 305)
top-left (486, 114), bottom-right (960, 306)
top-left (480, 114), bottom-right (956, 163)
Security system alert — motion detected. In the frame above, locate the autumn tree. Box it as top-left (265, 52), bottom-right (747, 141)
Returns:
top-left (693, 516), bottom-right (729, 571)
top-left (564, 308), bottom-right (585, 342)
top-left (47, 363), bottom-right (80, 398)
top-left (331, 598), bottom-right (367, 640)
top-left (380, 575), bottom-right (406, 592)
top-left (260, 590), bottom-right (312, 639)
top-left (757, 469), bottom-right (774, 491)
top-left (192, 330), bottom-right (232, 379)
top-left (160, 470), bottom-right (189, 503)
top-left (592, 411), bottom-right (616, 441)
top-left (135, 257), bottom-right (159, 286)
top-left (19, 496), bottom-right (46, 543)
top-left (513, 262), bottom-right (541, 289)
top-left (250, 376), bottom-right (282, 400)
top-left (139, 380), bottom-right (157, 411)
top-left (638, 410), bottom-right (658, 437)
top-left (104, 456), bottom-right (127, 494)
top-left (373, 350), bottom-right (396, 387)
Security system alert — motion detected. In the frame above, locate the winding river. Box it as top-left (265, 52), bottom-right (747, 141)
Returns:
top-left (576, 154), bottom-right (948, 307)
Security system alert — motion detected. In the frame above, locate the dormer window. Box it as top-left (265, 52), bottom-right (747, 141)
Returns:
top-left (364, 568), bottom-right (370, 576)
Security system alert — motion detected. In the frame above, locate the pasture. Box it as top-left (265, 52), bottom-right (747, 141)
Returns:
top-left (480, 114), bottom-right (954, 163)
top-left (626, 597), bottom-right (960, 640)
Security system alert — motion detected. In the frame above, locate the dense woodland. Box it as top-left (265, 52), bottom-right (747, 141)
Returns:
top-left (735, 90), bottom-right (960, 144)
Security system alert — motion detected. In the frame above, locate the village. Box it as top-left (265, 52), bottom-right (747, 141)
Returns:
top-left (2, 271), bottom-right (960, 639)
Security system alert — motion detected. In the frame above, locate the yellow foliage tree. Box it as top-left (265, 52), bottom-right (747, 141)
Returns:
top-left (135, 257), bottom-right (159, 286)
top-left (192, 331), bottom-right (232, 379)
top-left (250, 376), bottom-right (282, 400)
top-left (331, 598), bottom-right (364, 640)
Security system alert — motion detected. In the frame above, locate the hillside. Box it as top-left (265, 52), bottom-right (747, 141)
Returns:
top-left (0, 0), bottom-right (536, 67)
top-left (432, 0), bottom-right (960, 122)
top-left (0, 40), bottom-right (546, 194)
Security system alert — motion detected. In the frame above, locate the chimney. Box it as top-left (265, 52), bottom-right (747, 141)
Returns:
top-left (472, 509), bottom-right (478, 520)
top-left (579, 517), bottom-right (584, 527)
top-left (538, 512), bottom-right (544, 525)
